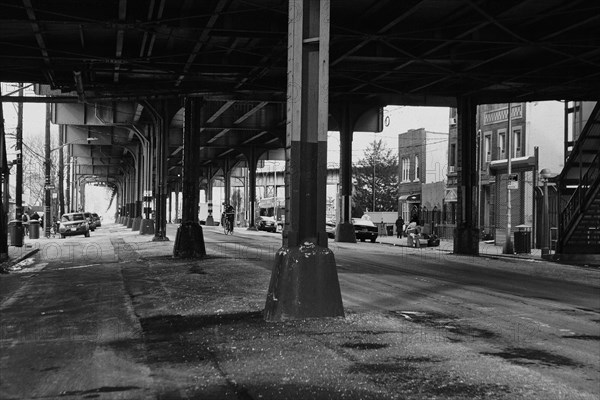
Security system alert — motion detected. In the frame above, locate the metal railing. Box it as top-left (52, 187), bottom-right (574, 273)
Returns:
top-left (559, 152), bottom-right (600, 247)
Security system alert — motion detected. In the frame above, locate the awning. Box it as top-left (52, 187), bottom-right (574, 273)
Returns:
top-left (489, 155), bottom-right (536, 173)
top-left (399, 194), bottom-right (421, 202)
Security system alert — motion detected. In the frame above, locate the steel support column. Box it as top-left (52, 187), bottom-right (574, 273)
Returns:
top-left (454, 96), bottom-right (480, 255)
top-left (14, 83), bottom-right (24, 246)
top-left (174, 97), bottom-right (206, 257)
top-left (152, 101), bottom-right (169, 241)
top-left (223, 159), bottom-right (232, 208)
top-left (335, 103), bottom-right (357, 243)
top-left (243, 146), bottom-right (259, 230)
top-left (0, 87), bottom-right (8, 260)
top-left (265, 0), bottom-right (344, 320)
top-left (140, 124), bottom-right (155, 234)
top-left (205, 168), bottom-right (215, 226)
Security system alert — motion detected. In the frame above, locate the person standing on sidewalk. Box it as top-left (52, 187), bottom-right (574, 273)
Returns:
top-left (395, 216), bottom-right (404, 238)
top-left (22, 211), bottom-right (30, 237)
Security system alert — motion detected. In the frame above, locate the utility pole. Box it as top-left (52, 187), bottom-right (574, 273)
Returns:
top-left (58, 124), bottom-right (65, 216)
top-left (1, 85), bottom-right (9, 260)
top-left (65, 145), bottom-right (70, 213)
top-left (503, 103), bottom-right (514, 254)
top-left (372, 156), bottom-right (376, 212)
top-left (44, 103), bottom-right (51, 238)
top-left (15, 83), bottom-right (24, 246)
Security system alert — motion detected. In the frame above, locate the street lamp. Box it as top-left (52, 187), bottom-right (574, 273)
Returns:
top-left (539, 168), bottom-right (554, 257)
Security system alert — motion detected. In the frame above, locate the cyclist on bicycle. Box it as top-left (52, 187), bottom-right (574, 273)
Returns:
top-left (221, 204), bottom-right (235, 233)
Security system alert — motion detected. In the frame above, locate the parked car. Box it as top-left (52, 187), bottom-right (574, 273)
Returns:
top-left (256, 216), bottom-right (278, 232)
top-left (58, 212), bottom-right (90, 238)
top-left (326, 221), bottom-right (336, 238)
top-left (353, 218), bottom-right (378, 243)
top-left (84, 212), bottom-right (96, 231)
top-left (91, 213), bottom-right (101, 227)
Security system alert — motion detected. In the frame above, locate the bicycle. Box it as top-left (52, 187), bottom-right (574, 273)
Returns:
top-left (223, 217), bottom-right (234, 235)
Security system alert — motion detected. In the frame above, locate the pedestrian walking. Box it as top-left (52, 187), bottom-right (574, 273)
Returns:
top-left (395, 216), bottom-right (404, 238)
top-left (22, 211), bottom-right (30, 236)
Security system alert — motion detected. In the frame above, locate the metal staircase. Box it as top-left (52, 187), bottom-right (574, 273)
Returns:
top-left (556, 102), bottom-right (600, 261)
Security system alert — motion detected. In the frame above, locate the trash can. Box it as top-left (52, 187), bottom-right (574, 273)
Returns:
top-left (514, 224), bottom-right (531, 254)
top-left (9, 220), bottom-right (23, 247)
top-left (29, 219), bottom-right (40, 239)
top-left (386, 225), bottom-right (394, 236)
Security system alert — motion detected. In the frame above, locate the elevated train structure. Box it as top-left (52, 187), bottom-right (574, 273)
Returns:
top-left (1, 0), bottom-right (599, 318)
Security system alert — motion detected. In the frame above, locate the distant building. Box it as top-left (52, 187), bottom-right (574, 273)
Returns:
top-left (446, 101), bottom-right (565, 245)
top-left (397, 128), bottom-right (448, 227)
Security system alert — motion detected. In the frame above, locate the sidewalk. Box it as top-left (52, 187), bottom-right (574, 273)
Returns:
top-left (375, 233), bottom-right (543, 261)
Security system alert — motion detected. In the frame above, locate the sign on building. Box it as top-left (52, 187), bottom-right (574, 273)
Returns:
top-left (508, 174), bottom-right (519, 190)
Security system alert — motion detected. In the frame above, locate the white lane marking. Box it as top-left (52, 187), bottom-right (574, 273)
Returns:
top-left (55, 264), bottom-right (101, 271)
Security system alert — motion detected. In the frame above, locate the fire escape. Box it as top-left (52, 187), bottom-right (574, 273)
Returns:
top-left (555, 102), bottom-right (600, 261)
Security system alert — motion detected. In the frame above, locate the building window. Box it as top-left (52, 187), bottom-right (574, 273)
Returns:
top-left (414, 155), bottom-right (420, 181)
top-left (484, 134), bottom-right (491, 162)
top-left (402, 157), bottom-right (410, 182)
top-left (449, 144), bottom-right (456, 173)
top-left (512, 128), bottom-right (521, 157)
top-left (498, 130), bottom-right (506, 157)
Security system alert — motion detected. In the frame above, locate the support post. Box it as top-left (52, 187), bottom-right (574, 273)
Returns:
top-left (0, 86), bottom-right (9, 260)
top-left (44, 103), bottom-right (51, 238)
top-left (14, 83), bottom-right (24, 246)
top-left (453, 96), bottom-right (480, 255)
top-left (58, 125), bottom-right (65, 216)
top-left (206, 168), bottom-right (215, 226)
top-left (502, 102), bottom-right (514, 254)
top-left (152, 101), bottom-right (169, 241)
top-left (335, 103), bottom-right (356, 242)
top-left (265, 0), bottom-right (344, 320)
top-left (244, 146), bottom-right (259, 230)
top-left (174, 97), bottom-right (206, 257)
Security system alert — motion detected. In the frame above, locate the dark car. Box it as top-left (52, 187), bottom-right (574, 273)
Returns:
top-left (353, 218), bottom-right (378, 243)
top-left (256, 216), bottom-right (278, 232)
top-left (83, 212), bottom-right (96, 231)
top-left (91, 213), bottom-right (101, 227)
top-left (326, 221), bottom-right (336, 238)
top-left (58, 212), bottom-right (90, 238)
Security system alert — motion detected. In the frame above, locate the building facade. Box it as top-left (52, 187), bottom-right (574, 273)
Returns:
top-left (397, 128), bottom-right (448, 227)
top-left (445, 101), bottom-right (565, 246)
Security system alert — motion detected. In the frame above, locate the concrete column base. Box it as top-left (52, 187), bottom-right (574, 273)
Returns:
top-left (126, 218), bottom-right (134, 228)
top-left (140, 219), bottom-right (154, 235)
top-left (247, 226), bottom-right (258, 231)
top-left (173, 222), bottom-right (206, 258)
top-left (205, 216), bottom-right (215, 226)
top-left (335, 222), bottom-right (356, 243)
top-left (264, 243), bottom-right (344, 321)
top-left (453, 226), bottom-right (479, 255)
top-left (132, 217), bottom-right (142, 231)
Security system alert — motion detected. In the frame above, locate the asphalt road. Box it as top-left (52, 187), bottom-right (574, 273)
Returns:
top-left (1, 224), bottom-right (598, 399)
top-left (207, 227), bottom-right (600, 395)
